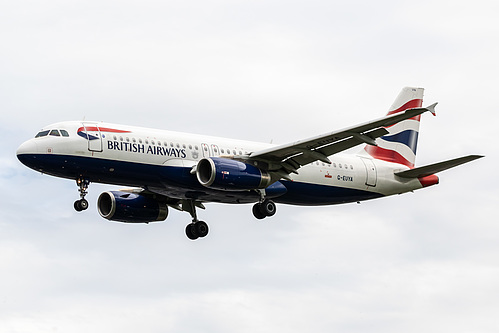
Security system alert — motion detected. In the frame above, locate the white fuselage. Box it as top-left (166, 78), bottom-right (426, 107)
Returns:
top-left (17, 121), bottom-right (424, 206)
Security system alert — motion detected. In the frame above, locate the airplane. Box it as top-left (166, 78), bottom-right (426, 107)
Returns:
top-left (16, 87), bottom-right (483, 240)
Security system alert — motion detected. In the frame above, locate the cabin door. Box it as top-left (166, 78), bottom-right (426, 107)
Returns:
top-left (82, 122), bottom-right (103, 152)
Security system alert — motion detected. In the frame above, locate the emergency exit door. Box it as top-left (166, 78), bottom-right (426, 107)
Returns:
top-left (361, 158), bottom-right (377, 187)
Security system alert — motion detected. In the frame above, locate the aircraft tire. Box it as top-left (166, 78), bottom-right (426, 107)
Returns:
top-left (261, 200), bottom-right (276, 217)
top-left (186, 224), bottom-right (199, 240)
top-left (195, 221), bottom-right (209, 238)
top-left (74, 200), bottom-right (83, 212)
top-left (80, 199), bottom-right (89, 210)
top-left (252, 204), bottom-right (266, 219)
top-left (74, 199), bottom-right (89, 211)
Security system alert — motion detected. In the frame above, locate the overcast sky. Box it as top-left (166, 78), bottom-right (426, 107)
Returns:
top-left (0, 0), bottom-right (497, 332)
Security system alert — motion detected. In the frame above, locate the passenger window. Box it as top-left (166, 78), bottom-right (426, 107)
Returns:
top-left (35, 130), bottom-right (50, 138)
top-left (49, 130), bottom-right (60, 136)
top-left (60, 130), bottom-right (69, 137)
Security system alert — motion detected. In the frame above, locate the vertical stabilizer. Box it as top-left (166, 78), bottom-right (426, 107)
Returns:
top-left (364, 87), bottom-right (424, 167)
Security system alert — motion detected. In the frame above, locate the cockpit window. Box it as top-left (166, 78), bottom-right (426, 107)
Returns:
top-left (35, 130), bottom-right (50, 138)
top-left (35, 129), bottom-right (69, 138)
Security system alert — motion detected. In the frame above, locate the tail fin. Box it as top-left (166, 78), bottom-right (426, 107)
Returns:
top-left (364, 87), bottom-right (425, 168)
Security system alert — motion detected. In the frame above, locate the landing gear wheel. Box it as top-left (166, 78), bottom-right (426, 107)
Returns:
top-left (186, 224), bottom-right (199, 240)
top-left (253, 200), bottom-right (277, 219)
top-left (74, 199), bottom-right (89, 212)
top-left (261, 199), bottom-right (276, 217)
top-left (185, 221), bottom-right (209, 240)
top-left (195, 221), bottom-right (209, 238)
top-left (79, 199), bottom-right (89, 210)
top-left (252, 204), bottom-right (266, 219)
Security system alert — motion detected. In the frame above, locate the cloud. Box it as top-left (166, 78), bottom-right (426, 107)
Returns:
top-left (1, 0), bottom-right (497, 332)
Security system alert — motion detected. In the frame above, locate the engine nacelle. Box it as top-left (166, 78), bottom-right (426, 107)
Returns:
top-left (97, 191), bottom-right (168, 223)
top-left (196, 157), bottom-right (272, 191)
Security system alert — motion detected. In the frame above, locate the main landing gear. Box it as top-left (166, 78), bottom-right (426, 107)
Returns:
top-left (182, 197), bottom-right (277, 240)
top-left (252, 198), bottom-right (277, 220)
top-left (74, 177), bottom-right (90, 212)
top-left (183, 200), bottom-right (209, 240)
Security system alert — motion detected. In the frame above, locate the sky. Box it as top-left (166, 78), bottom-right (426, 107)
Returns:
top-left (0, 0), bottom-right (497, 332)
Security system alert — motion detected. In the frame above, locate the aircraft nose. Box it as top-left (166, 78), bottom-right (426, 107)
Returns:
top-left (16, 139), bottom-right (38, 166)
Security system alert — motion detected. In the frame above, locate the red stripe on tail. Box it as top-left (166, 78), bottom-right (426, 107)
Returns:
top-left (364, 145), bottom-right (414, 167)
top-left (386, 99), bottom-right (423, 115)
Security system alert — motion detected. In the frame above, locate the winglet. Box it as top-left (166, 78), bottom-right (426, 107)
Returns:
top-left (426, 102), bottom-right (437, 116)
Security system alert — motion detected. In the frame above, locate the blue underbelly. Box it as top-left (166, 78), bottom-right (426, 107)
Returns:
top-left (17, 153), bottom-right (382, 205)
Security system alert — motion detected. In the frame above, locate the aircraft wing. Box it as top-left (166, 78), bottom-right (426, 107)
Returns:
top-left (248, 103), bottom-right (437, 174)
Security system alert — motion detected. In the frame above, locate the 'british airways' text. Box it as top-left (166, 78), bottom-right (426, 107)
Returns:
top-left (107, 141), bottom-right (186, 158)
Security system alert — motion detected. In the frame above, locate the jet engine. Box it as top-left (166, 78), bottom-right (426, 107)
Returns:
top-left (196, 157), bottom-right (272, 191)
top-left (97, 191), bottom-right (168, 223)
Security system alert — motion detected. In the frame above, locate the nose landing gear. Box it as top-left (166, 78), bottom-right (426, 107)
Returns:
top-left (74, 177), bottom-right (90, 212)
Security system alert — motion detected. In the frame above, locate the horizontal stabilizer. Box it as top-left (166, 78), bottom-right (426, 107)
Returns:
top-left (394, 155), bottom-right (484, 178)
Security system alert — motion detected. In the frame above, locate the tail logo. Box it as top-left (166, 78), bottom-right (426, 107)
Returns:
top-left (365, 87), bottom-right (424, 168)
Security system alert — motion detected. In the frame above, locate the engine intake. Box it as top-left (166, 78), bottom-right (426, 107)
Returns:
top-left (97, 191), bottom-right (168, 223)
top-left (196, 157), bottom-right (272, 191)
